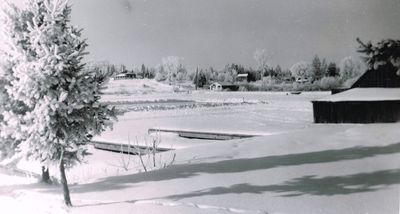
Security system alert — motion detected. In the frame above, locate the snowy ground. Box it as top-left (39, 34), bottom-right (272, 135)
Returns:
top-left (1, 80), bottom-right (399, 214)
top-left (97, 81), bottom-right (326, 148)
top-left (2, 123), bottom-right (399, 214)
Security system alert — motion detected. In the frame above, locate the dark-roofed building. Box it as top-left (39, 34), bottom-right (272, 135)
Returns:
top-left (312, 88), bottom-right (400, 123)
top-left (313, 66), bottom-right (400, 123)
top-left (236, 73), bottom-right (249, 82)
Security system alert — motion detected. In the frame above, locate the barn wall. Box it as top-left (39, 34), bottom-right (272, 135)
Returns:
top-left (313, 100), bottom-right (400, 123)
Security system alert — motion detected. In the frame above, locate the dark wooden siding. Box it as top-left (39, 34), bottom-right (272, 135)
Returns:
top-left (313, 100), bottom-right (400, 123)
top-left (221, 85), bottom-right (239, 91)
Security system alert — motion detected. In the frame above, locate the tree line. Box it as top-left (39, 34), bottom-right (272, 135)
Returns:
top-left (91, 52), bottom-right (366, 91)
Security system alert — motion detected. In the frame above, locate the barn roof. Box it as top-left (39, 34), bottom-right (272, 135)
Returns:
top-left (210, 82), bottom-right (222, 86)
top-left (351, 64), bottom-right (400, 88)
top-left (314, 88), bottom-right (400, 102)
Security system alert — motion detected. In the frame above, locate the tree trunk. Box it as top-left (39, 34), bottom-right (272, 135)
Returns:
top-left (59, 158), bottom-right (72, 206)
top-left (41, 166), bottom-right (51, 184)
top-left (195, 69), bottom-right (198, 90)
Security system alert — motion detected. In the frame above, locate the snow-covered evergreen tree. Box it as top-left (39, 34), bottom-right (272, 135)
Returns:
top-left (357, 38), bottom-right (400, 75)
top-left (0, 3), bottom-right (31, 159)
top-left (1, 0), bottom-right (116, 206)
top-left (311, 55), bottom-right (323, 81)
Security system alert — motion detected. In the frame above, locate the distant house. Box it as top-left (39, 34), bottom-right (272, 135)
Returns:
top-left (313, 66), bottom-right (400, 123)
top-left (209, 82), bottom-right (240, 91)
top-left (114, 73), bottom-right (135, 80)
top-left (209, 82), bottom-right (222, 91)
top-left (236, 73), bottom-right (249, 82)
top-left (114, 74), bottom-right (127, 80)
top-left (295, 77), bottom-right (309, 84)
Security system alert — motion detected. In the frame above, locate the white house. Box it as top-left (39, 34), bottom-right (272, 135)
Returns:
top-left (236, 73), bottom-right (248, 82)
top-left (209, 82), bottom-right (222, 91)
top-left (295, 77), bottom-right (309, 83)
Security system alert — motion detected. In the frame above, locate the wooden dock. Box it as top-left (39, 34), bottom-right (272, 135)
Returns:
top-left (148, 128), bottom-right (261, 140)
top-left (91, 141), bottom-right (171, 155)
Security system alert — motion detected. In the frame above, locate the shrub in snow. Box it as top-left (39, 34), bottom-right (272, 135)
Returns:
top-left (316, 77), bottom-right (341, 90)
top-left (115, 134), bottom-right (176, 172)
top-left (339, 56), bottom-right (365, 82)
top-left (290, 61), bottom-right (313, 80)
top-left (260, 76), bottom-right (277, 90)
top-left (155, 70), bottom-right (167, 81)
top-left (238, 85), bottom-right (249, 91)
top-left (0, 0), bottom-right (116, 206)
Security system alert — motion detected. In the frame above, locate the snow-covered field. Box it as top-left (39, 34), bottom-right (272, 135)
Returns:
top-left (97, 79), bottom-right (327, 148)
top-left (1, 80), bottom-right (399, 214)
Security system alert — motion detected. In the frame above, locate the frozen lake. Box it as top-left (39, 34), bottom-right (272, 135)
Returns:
top-left (96, 91), bottom-right (330, 148)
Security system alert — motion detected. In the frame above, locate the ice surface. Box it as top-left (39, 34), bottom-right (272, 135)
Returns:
top-left (95, 90), bottom-right (326, 148)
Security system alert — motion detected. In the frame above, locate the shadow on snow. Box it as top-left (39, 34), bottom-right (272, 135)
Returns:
top-left (68, 142), bottom-right (400, 194)
top-left (165, 169), bottom-right (400, 199)
top-left (73, 169), bottom-right (400, 208)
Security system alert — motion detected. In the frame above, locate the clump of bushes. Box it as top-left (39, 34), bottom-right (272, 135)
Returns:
top-left (237, 76), bottom-right (342, 91)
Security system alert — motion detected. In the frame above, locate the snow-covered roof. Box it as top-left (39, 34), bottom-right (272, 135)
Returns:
top-left (210, 82), bottom-right (222, 86)
top-left (115, 74), bottom-right (127, 77)
top-left (314, 88), bottom-right (400, 102)
top-left (237, 73), bottom-right (248, 77)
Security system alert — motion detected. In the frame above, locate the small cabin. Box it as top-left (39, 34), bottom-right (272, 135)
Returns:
top-left (210, 82), bottom-right (222, 91)
top-left (114, 73), bottom-right (135, 80)
top-left (296, 77), bottom-right (309, 84)
top-left (236, 73), bottom-right (249, 82)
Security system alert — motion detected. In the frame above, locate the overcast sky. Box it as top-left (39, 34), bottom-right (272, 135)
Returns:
top-left (4, 0), bottom-right (400, 69)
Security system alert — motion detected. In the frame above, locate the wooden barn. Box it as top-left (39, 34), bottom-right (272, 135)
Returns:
top-left (313, 88), bottom-right (400, 123)
top-left (313, 66), bottom-right (400, 123)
